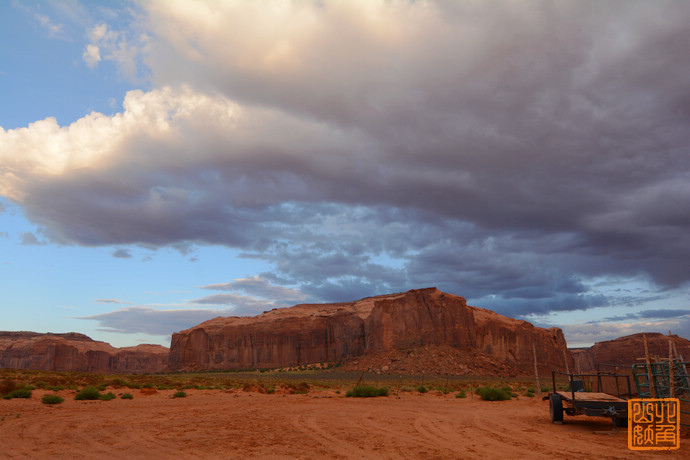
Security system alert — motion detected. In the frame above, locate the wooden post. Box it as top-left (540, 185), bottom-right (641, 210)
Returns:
top-left (533, 343), bottom-right (541, 397)
top-left (643, 333), bottom-right (655, 398)
top-left (669, 331), bottom-right (675, 398)
top-left (563, 349), bottom-right (570, 375)
top-left (355, 370), bottom-right (365, 387)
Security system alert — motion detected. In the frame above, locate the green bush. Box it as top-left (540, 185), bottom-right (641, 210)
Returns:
top-left (455, 390), bottom-right (466, 398)
top-left (121, 393), bottom-right (134, 399)
top-left (99, 392), bottom-right (116, 401)
top-left (475, 386), bottom-right (512, 401)
top-left (0, 379), bottom-right (17, 395)
top-left (345, 385), bottom-right (389, 397)
top-left (41, 394), bottom-right (64, 405)
top-left (75, 386), bottom-right (101, 400)
top-left (173, 391), bottom-right (187, 398)
top-left (3, 388), bottom-right (32, 399)
top-left (416, 385), bottom-right (428, 394)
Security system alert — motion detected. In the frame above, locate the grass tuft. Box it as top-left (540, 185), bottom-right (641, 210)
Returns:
top-left (121, 393), bottom-right (134, 399)
top-left (41, 394), bottom-right (64, 405)
top-left (74, 386), bottom-right (101, 400)
top-left (173, 391), bottom-right (187, 398)
top-left (475, 386), bottom-right (512, 401)
top-left (3, 388), bottom-right (32, 399)
top-left (345, 385), bottom-right (389, 397)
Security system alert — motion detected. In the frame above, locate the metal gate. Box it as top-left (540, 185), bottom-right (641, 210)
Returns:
top-left (632, 359), bottom-right (690, 427)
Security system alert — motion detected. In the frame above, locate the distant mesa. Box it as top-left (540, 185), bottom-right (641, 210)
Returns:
top-left (0, 331), bottom-right (168, 374)
top-left (571, 332), bottom-right (690, 373)
top-left (169, 287), bottom-right (574, 376)
top-left (8, 289), bottom-right (684, 378)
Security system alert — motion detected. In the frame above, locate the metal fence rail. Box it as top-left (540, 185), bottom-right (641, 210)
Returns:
top-left (632, 360), bottom-right (690, 427)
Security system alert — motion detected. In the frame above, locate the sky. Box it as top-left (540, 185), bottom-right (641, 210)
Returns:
top-left (1, 0), bottom-right (689, 349)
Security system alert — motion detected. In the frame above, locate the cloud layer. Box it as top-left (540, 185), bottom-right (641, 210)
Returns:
top-left (3, 1), bottom-right (690, 323)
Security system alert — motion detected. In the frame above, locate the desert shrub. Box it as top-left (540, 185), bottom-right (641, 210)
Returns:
top-left (0, 379), bottom-right (17, 395)
top-left (475, 386), bottom-right (512, 401)
top-left (455, 390), bottom-right (466, 398)
top-left (294, 382), bottom-right (310, 394)
top-left (109, 378), bottom-right (127, 388)
top-left (74, 386), bottom-right (101, 400)
top-left (345, 385), bottom-right (389, 397)
top-left (173, 391), bottom-right (187, 398)
top-left (99, 392), bottom-right (116, 401)
top-left (121, 393), bottom-right (134, 399)
top-left (42, 394), bottom-right (64, 405)
top-left (283, 382), bottom-right (311, 394)
top-left (416, 385), bottom-right (428, 394)
top-left (3, 388), bottom-right (32, 399)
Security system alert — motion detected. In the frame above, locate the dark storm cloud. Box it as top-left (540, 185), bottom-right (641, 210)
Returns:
top-left (20, 232), bottom-right (44, 246)
top-left (199, 276), bottom-right (308, 303)
top-left (3, 1), bottom-right (690, 318)
top-left (188, 293), bottom-right (280, 315)
top-left (599, 309), bottom-right (690, 323)
top-left (96, 298), bottom-right (130, 305)
top-left (78, 306), bottom-right (229, 336)
top-left (112, 248), bottom-right (132, 259)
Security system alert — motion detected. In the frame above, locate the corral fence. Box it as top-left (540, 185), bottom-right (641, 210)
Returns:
top-left (632, 359), bottom-right (690, 428)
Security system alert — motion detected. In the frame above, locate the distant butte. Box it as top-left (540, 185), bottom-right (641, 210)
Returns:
top-left (169, 287), bottom-right (574, 376)
top-left (571, 332), bottom-right (690, 373)
top-left (0, 331), bottom-right (168, 374)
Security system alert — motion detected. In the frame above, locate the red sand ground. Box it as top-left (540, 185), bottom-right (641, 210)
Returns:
top-left (0, 389), bottom-right (686, 459)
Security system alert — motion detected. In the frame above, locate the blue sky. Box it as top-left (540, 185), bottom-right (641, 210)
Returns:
top-left (1, 1), bottom-right (689, 349)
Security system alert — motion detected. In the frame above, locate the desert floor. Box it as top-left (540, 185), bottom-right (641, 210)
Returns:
top-left (0, 389), bottom-right (686, 459)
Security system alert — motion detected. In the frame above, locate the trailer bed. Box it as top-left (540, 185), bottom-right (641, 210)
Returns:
top-left (555, 391), bottom-right (625, 402)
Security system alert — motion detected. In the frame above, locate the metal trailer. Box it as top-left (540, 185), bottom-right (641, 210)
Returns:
top-left (546, 370), bottom-right (632, 427)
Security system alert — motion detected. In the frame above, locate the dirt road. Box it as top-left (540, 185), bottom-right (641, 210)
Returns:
top-left (0, 389), bottom-right (685, 459)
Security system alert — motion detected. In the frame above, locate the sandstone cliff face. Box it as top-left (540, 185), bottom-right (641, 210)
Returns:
top-left (572, 332), bottom-right (690, 373)
top-left (169, 288), bottom-right (573, 376)
top-left (0, 332), bottom-right (169, 374)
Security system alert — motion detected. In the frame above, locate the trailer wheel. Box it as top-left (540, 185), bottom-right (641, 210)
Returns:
top-left (613, 416), bottom-right (627, 427)
top-left (549, 394), bottom-right (564, 423)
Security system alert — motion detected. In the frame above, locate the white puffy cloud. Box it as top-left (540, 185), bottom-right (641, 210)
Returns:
top-left (83, 22), bottom-right (142, 79)
top-left (82, 43), bottom-right (101, 68)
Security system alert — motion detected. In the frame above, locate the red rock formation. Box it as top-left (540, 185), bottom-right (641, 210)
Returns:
top-left (571, 332), bottom-right (690, 373)
top-left (169, 288), bottom-right (574, 376)
top-left (0, 331), bottom-right (168, 374)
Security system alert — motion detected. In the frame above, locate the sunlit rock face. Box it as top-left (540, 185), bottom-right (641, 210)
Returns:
top-left (169, 288), bottom-right (573, 376)
top-left (0, 332), bottom-right (168, 374)
top-left (571, 332), bottom-right (690, 373)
